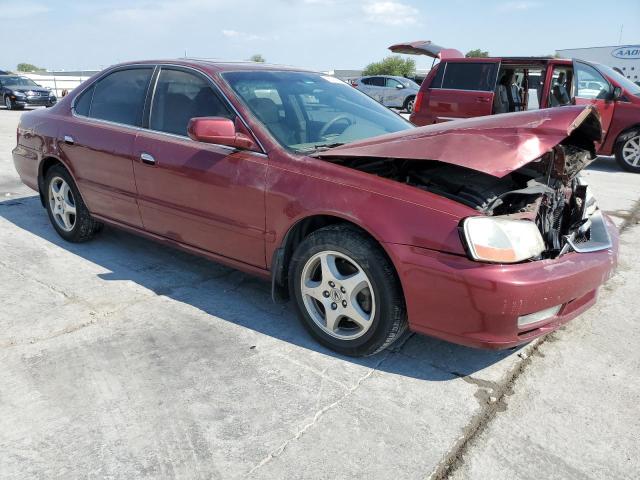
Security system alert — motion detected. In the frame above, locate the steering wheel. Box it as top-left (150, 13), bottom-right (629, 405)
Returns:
top-left (319, 115), bottom-right (353, 139)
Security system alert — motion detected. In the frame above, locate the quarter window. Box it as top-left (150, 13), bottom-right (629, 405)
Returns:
top-left (87, 68), bottom-right (153, 126)
top-left (74, 85), bottom-right (93, 117)
top-left (150, 69), bottom-right (232, 136)
top-left (438, 62), bottom-right (498, 91)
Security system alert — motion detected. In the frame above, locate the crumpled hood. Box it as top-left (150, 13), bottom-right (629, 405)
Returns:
top-left (315, 106), bottom-right (602, 178)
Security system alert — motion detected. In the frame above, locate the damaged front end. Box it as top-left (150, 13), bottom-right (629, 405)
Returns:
top-left (315, 105), bottom-right (613, 263)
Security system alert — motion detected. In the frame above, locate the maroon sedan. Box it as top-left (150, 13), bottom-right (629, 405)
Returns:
top-left (13, 60), bottom-right (618, 356)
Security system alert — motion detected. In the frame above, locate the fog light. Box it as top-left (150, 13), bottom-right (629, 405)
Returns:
top-left (518, 305), bottom-right (562, 328)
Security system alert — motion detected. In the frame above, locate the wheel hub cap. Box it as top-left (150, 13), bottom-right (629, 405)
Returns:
top-left (622, 136), bottom-right (640, 167)
top-left (48, 177), bottom-right (76, 232)
top-left (300, 250), bottom-right (375, 340)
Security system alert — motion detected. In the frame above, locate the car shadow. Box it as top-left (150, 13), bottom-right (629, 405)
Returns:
top-left (0, 195), bottom-right (518, 381)
top-left (586, 155), bottom-right (619, 173)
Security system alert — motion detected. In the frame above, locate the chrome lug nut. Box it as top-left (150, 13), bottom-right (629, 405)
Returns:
top-left (340, 286), bottom-right (346, 293)
top-left (331, 302), bottom-right (337, 310)
top-left (341, 300), bottom-right (347, 307)
top-left (328, 280), bottom-right (335, 287)
top-left (323, 291), bottom-right (330, 298)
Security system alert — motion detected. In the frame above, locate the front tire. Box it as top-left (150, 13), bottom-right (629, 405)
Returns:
top-left (4, 96), bottom-right (14, 110)
top-left (44, 165), bottom-right (103, 242)
top-left (289, 224), bottom-right (407, 356)
top-left (615, 130), bottom-right (640, 173)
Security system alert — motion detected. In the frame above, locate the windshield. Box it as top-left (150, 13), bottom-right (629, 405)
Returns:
top-left (595, 64), bottom-right (640, 96)
top-left (1, 76), bottom-right (39, 87)
top-left (222, 71), bottom-right (413, 152)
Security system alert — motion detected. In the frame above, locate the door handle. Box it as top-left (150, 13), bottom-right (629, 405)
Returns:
top-left (64, 135), bottom-right (74, 145)
top-left (140, 152), bottom-right (156, 165)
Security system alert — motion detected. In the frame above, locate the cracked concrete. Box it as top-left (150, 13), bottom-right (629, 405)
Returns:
top-left (1, 110), bottom-right (639, 479)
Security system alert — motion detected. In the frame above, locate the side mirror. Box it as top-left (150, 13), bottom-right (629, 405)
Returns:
top-left (187, 117), bottom-right (256, 150)
top-left (395, 83), bottom-right (405, 89)
top-left (612, 86), bottom-right (623, 100)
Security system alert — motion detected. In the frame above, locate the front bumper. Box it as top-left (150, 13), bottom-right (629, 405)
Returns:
top-left (12, 95), bottom-right (56, 107)
top-left (386, 214), bottom-right (619, 349)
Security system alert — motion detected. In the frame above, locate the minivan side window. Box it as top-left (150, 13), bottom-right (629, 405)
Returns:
top-left (149, 68), bottom-right (233, 137)
top-left (575, 62), bottom-right (610, 100)
top-left (80, 68), bottom-right (153, 126)
top-left (438, 63), bottom-right (498, 91)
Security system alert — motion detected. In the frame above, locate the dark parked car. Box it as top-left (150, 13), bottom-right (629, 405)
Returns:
top-left (13, 60), bottom-right (618, 356)
top-left (390, 40), bottom-right (640, 173)
top-left (1, 75), bottom-right (57, 110)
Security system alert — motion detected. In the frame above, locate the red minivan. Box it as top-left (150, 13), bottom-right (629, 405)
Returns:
top-left (392, 41), bottom-right (640, 173)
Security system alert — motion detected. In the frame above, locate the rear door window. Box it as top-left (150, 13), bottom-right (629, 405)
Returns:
top-left (87, 68), bottom-right (153, 126)
top-left (149, 68), bottom-right (232, 136)
top-left (439, 62), bottom-right (498, 91)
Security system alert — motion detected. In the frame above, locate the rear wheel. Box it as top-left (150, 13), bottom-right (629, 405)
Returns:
top-left (404, 95), bottom-right (415, 113)
top-left (44, 165), bottom-right (103, 242)
top-left (615, 130), bottom-right (640, 173)
top-left (289, 224), bottom-right (407, 356)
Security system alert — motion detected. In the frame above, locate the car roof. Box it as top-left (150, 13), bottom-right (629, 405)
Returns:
top-left (109, 59), bottom-right (315, 75)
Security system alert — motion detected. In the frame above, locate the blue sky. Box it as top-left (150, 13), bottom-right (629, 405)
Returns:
top-left (2, 0), bottom-right (639, 72)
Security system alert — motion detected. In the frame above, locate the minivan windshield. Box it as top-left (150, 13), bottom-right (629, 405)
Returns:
top-left (596, 64), bottom-right (640, 96)
top-left (1, 76), bottom-right (39, 87)
top-left (222, 70), bottom-right (413, 152)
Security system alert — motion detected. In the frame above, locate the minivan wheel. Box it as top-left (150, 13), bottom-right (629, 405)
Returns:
top-left (44, 165), bottom-right (103, 242)
top-left (615, 130), bottom-right (640, 173)
top-left (404, 96), bottom-right (415, 113)
top-left (289, 224), bottom-right (407, 356)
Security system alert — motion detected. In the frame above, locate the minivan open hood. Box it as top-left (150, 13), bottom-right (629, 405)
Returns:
top-left (388, 40), bottom-right (464, 60)
top-left (315, 106), bottom-right (602, 178)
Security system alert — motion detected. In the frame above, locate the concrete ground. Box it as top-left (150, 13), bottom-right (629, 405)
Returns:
top-left (0, 108), bottom-right (639, 479)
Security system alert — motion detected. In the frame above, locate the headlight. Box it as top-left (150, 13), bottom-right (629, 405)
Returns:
top-left (462, 217), bottom-right (545, 263)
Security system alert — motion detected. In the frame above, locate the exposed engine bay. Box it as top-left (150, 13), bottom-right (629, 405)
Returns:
top-left (325, 141), bottom-right (604, 259)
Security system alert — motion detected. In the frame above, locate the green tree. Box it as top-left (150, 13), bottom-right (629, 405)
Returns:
top-left (249, 54), bottom-right (265, 63)
top-left (465, 49), bottom-right (489, 58)
top-left (363, 56), bottom-right (416, 77)
top-left (17, 63), bottom-right (44, 72)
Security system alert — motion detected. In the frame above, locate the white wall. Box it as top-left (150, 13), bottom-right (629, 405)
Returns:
top-left (556, 45), bottom-right (640, 83)
top-left (21, 73), bottom-right (92, 97)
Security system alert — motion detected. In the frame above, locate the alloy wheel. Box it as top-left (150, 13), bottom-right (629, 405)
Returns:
top-left (5, 96), bottom-right (11, 110)
top-left (407, 99), bottom-right (414, 113)
top-left (622, 135), bottom-right (640, 167)
top-left (48, 176), bottom-right (77, 232)
top-left (300, 250), bottom-right (375, 340)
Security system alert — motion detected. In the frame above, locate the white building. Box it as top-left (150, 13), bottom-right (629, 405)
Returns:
top-left (556, 45), bottom-right (640, 83)
top-left (20, 70), bottom-right (98, 97)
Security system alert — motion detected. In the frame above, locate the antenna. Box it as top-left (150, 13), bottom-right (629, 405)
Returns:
top-left (618, 24), bottom-right (624, 44)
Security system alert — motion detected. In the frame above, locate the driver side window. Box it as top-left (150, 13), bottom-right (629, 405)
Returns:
top-left (575, 63), bottom-right (610, 100)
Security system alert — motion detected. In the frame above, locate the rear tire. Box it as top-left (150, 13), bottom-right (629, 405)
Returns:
top-left (44, 165), bottom-right (103, 242)
top-left (404, 95), bottom-right (415, 113)
top-left (615, 129), bottom-right (640, 173)
top-left (289, 224), bottom-right (407, 356)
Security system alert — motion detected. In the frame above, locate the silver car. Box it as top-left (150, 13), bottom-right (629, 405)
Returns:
top-left (353, 75), bottom-right (420, 112)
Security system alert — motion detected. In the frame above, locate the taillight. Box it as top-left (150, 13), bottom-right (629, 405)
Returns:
top-left (413, 91), bottom-right (424, 113)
